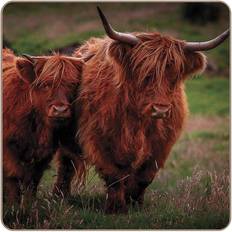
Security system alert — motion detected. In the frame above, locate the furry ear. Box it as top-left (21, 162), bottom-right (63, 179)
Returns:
top-left (184, 51), bottom-right (207, 76)
top-left (16, 58), bottom-right (35, 83)
top-left (108, 41), bottom-right (131, 64)
top-left (69, 58), bottom-right (83, 73)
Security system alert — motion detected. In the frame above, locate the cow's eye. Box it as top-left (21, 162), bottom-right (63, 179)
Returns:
top-left (43, 84), bottom-right (50, 91)
top-left (169, 74), bottom-right (177, 85)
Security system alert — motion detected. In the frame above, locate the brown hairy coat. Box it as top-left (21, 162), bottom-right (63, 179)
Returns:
top-left (3, 49), bottom-right (85, 205)
top-left (74, 32), bottom-right (206, 213)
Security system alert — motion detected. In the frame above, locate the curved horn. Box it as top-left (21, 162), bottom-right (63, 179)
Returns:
top-left (22, 54), bottom-right (49, 63)
top-left (97, 6), bottom-right (139, 46)
top-left (184, 29), bottom-right (229, 52)
top-left (22, 54), bottom-right (35, 63)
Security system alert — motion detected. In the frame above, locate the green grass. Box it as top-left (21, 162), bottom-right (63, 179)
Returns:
top-left (186, 76), bottom-right (229, 115)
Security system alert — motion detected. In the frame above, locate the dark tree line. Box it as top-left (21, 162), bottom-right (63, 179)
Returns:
top-left (182, 3), bottom-right (221, 24)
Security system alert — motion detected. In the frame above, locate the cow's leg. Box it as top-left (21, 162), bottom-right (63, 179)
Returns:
top-left (53, 147), bottom-right (86, 198)
top-left (3, 177), bottom-right (21, 206)
top-left (3, 148), bottom-right (24, 205)
top-left (24, 170), bottom-right (44, 199)
top-left (22, 159), bottom-right (51, 207)
top-left (30, 170), bottom-right (44, 196)
top-left (125, 160), bottom-right (159, 206)
top-left (53, 151), bottom-right (75, 198)
top-left (128, 178), bottom-right (153, 206)
top-left (104, 176), bottom-right (128, 214)
top-left (124, 174), bottom-right (136, 205)
top-left (21, 183), bottom-right (37, 208)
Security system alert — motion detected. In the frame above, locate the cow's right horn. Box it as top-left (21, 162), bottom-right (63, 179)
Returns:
top-left (97, 6), bottom-right (140, 46)
top-left (184, 29), bottom-right (230, 51)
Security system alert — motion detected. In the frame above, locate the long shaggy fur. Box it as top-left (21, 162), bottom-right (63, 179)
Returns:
top-left (3, 49), bottom-right (85, 204)
top-left (74, 32), bottom-right (206, 212)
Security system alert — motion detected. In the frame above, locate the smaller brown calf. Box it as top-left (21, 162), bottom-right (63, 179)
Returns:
top-left (3, 49), bottom-right (85, 205)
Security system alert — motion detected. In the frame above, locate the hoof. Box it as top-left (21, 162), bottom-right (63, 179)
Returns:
top-left (104, 201), bottom-right (128, 214)
top-left (104, 205), bottom-right (128, 214)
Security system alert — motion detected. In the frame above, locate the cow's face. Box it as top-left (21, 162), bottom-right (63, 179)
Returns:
top-left (108, 34), bottom-right (206, 119)
top-left (16, 55), bottom-right (82, 128)
top-left (96, 7), bottom-right (228, 119)
top-left (31, 82), bottom-right (74, 128)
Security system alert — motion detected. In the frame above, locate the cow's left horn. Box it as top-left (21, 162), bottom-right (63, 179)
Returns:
top-left (22, 54), bottom-right (48, 63)
top-left (22, 54), bottom-right (35, 63)
top-left (97, 6), bottom-right (140, 46)
top-left (184, 29), bottom-right (229, 51)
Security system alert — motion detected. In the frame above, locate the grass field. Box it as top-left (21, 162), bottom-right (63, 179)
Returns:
top-left (2, 2), bottom-right (230, 230)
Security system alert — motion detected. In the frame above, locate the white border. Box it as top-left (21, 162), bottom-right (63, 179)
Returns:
top-left (0, 1), bottom-right (231, 232)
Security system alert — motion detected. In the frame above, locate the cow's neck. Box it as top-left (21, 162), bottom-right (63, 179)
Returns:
top-left (33, 114), bottom-right (59, 149)
top-left (119, 71), bottom-right (145, 120)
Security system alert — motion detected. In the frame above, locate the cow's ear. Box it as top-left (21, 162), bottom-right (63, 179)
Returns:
top-left (184, 51), bottom-right (207, 76)
top-left (108, 41), bottom-right (131, 64)
top-left (69, 58), bottom-right (83, 74)
top-left (16, 58), bottom-right (35, 83)
top-left (33, 58), bottom-right (48, 77)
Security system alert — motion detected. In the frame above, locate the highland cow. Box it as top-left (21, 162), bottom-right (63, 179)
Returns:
top-left (3, 49), bottom-right (85, 205)
top-left (72, 8), bottom-right (229, 213)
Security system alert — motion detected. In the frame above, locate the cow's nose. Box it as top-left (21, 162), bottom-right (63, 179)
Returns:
top-left (152, 104), bottom-right (171, 119)
top-left (50, 104), bottom-right (71, 118)
top-left (53, 105), bottom-right (69, 113)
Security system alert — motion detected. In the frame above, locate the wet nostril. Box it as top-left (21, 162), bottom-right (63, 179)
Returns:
top-left (153, 105), bottom-right (171, 113)
top-left (152, 104), bottom-right (171, 118)
top-left (53, 105), bottom-right (69, 113)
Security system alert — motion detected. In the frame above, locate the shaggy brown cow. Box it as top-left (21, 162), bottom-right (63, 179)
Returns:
top-left (3, 49), bottom-right (85, 205)
top-left (73, 8), bottom-right (229, 213)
